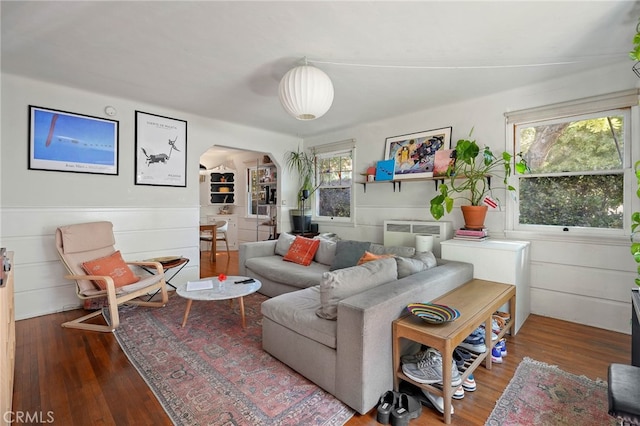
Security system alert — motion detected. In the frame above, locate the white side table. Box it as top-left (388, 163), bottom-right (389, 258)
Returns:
top-left (441, 239), bottom-right (531, 334)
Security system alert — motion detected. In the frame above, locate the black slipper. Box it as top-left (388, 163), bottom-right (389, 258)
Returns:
top-left (390, 392), bottom-right (422, 426)
top-left (399, 381), bottom-right (436, 409)
top-left (376, 390), bottom-right (399, 424)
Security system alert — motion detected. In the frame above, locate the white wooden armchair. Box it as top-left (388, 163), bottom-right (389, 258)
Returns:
top-left (56, 221), bottom-right (168, 332)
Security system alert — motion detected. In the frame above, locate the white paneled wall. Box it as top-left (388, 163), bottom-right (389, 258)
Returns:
top-left (523, 236), bottom-right (635, 334)
top-left (1, 207), bottom-right (201, 320)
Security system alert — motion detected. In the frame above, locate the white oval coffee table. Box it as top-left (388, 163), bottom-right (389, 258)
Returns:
top-left (176, 276), bottom-right (261, 329)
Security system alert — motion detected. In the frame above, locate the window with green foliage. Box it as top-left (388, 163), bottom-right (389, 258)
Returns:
top-left (314, 150), bottom-right (353, 221)
top-left (512, 108), bottom-right (630, 232)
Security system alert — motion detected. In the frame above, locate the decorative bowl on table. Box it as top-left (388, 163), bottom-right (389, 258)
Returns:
top-left (406, 302), bottom-right (461, 324)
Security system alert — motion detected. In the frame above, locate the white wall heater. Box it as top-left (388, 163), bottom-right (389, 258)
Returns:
top-left (383, 220), bottom-right (453, 258)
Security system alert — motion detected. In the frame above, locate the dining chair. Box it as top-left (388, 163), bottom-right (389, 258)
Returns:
top-left (200, 224), bottom-right (216, 263)
top-left (214, 220), bottom-right (230, 256)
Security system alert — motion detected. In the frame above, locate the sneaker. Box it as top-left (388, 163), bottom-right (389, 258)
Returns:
top-left (453, 347), bottom-right (472, 367)
top-left (494, 311), bottom-right (511, 322)
top-left (422, 389), bottom-right (454, 415)
top-left (462, 374), bottom-right (477, 392)
top-left (491, 345), bottom-right (503, 363)
top-left (433, 383), bottom-right (465, 400)
top-left (480, 320), bottom-right (500, 340)
top-left (452, 385), bottom-right (465, 400)
top-left (459, 329), bottom-right (487, 353)
top-left (497, 338), bottom-right (507, 357)
top-left (402, 348), bottom-right (462, 386)
top-left (401, 347), bottom-right (429, 365)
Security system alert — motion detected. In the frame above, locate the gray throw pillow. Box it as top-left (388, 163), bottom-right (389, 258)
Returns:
top-left (413, 251), bottom-right (437, 268)
top-left (316, 257), bottom-right (398, 320)
top-left (329, 240), bottom-right (371, 271)
top-left (395, 251), bottom-right (438, 279)
top-left (314, 239), bottom-right (337, 266)
top-left (275, 232), bottom-right (296, 256)
top-left (369, 243), bottom-right (415, 258)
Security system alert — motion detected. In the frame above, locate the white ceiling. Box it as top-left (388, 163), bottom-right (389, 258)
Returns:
top-left (2, 1), bottom-right (637, 138)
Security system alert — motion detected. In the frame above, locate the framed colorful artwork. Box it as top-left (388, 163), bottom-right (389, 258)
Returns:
top-left (29, 105), bottom-right (119, 175)
top-left (384, 126), bottom-right (452, 179)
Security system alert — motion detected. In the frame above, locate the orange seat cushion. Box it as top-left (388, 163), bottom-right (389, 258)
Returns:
top-left (82, 250), bottom-right (140, 290)
top-left (283, 236), bottom-right (321, 266)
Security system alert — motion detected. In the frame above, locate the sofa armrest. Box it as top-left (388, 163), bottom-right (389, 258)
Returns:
top-left (333, 260), bottom-right (473, 414)
top-left (238, 240), bottom-right (278, 276)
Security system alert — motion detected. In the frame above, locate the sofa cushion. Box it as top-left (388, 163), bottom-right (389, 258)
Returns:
top-left (317, 257), bottom-right (398, 320)
top-left (357, 251), bottom-right (393, 265)
top-left (261, 286), bottom-right (338, 348)
top-left (314, 238), bottom-right (337, 266)
top-left (283, 236), bottom-right (321, 266)
top-left (275, 232), bottom-right (296, 256)
top-left (245, 255), bottom-right (330, 289)
top-left (414, 251), bottom-right (437, 268)
top-left (330, 240), bottom-right (372, 271)
top-left (369, 243), bottom-right (416, 258)
top-left (396, 251), bottom-right (438, 279)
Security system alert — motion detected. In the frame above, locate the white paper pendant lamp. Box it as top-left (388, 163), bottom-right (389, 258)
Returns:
top-left (278, 64), bottom-right (334, 120)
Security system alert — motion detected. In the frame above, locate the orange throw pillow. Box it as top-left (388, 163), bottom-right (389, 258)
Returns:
top-left (357, 251), bottom-right (393, 265)
top-left (82, 250), bottom-right (140, 290)
top-left (283, 236), bottom-right (321, 266)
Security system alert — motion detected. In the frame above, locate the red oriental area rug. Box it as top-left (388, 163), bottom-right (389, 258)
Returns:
top-left (485, 357), bottom-right (615, 426)
top-left (111, 293), bottom-right (354, 426)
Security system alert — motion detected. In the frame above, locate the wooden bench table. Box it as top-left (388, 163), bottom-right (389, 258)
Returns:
top-left (393, 279), bottom-right (516, 424)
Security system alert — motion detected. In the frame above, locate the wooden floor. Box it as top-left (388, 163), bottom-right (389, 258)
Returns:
top-left (12, 250), bottom-right (631, 425)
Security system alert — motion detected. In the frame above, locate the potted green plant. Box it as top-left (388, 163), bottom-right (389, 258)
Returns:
top-left (285, 147), bottom-right (316, 233)
top-left (429, 131), bottom-right (528, 229)
top-left (631, 160), bottom-right (640, 287)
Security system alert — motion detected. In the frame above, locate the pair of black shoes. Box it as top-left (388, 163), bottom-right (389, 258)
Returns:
top-left (376, 390), bottom-right (421, 426)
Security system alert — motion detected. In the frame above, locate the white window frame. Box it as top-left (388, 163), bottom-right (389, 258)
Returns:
top-left (311, 140), bottom-right (356, 225)
top-left (505, 90), bottom-right (638, 238)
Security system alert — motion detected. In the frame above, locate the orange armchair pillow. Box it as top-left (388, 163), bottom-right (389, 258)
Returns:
top-left (82, 250), bottom-right (140, 290)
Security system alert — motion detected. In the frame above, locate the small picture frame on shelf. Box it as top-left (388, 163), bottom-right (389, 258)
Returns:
top-left (433, 149), bottom-right (457, 177)
top-left (375, 159), bottom-right (395, 181)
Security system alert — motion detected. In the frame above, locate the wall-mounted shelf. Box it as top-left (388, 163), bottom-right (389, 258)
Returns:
top-left (208, 167), bottom-right (236, 205)
top-left (358, 175), bottom-right (491, 193)
top-left (358, 177), bottom-right (443, 193)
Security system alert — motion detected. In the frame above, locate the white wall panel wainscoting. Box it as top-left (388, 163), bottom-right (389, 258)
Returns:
top-left (520, 235), bottom-right (636, 334)
top-left (0, 207), bottom-right (201, 320)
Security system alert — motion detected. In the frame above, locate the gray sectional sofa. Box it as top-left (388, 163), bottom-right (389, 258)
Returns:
top-left (239, 233), bottom-right (473, 414)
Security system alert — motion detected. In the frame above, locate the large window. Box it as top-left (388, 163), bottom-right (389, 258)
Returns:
top-left (507, 91), bottom-right (636, 235)
top-left (314, 149), bottom-right (353, 222)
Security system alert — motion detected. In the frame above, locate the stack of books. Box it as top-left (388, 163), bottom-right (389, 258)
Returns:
top-left (454, 228), bottom-right (489, 241)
